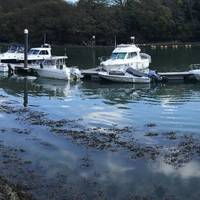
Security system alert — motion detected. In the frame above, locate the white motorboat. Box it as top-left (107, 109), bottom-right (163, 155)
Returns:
top-left (0, 44), bottom-right (24, 63)
top-left (17, 43), bottom-right (52, 63)
top-left (98, 67), bottom-right (151, 83)
top-left (0, 43), bottom-right (52, 66)
top-left (100, 37), bottom-right (151, 73)
top-left (31, 56), bottom-right (70, 80)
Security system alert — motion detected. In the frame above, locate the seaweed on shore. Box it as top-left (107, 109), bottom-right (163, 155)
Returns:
top-left (1, 100), bottom-right (200, 168)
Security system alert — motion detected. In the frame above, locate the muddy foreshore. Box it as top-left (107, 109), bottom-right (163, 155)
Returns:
top-left (0, 98), bottom-right (200, 199)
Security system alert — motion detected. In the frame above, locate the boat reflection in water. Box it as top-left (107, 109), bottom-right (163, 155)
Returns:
top-left (33, 77), bottom-right (71, 97)
top-left (80, 80), bottom-right (152, 104)
top-left (0, 72), bottom-right (199, 107)
top-left (0, 74), bottom-right (71, 97)
top-left (0, 73), bottom-right (73, 110)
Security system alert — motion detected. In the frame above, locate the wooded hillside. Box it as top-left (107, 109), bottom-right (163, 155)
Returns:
top-left (0, 0), bottom-right (199, 45)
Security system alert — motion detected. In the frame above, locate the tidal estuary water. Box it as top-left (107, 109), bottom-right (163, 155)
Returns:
top-left (0, 46), bottom-right (200, 200)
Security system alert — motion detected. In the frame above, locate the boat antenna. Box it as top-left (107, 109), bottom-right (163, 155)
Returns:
top-left (114, 35), bottom-right (117, 47)
top-left (130, 36), bottom-right (135, 44)
top-left (43, 33), bottom-right (47, 44)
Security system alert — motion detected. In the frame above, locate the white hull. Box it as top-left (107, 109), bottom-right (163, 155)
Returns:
top-left (98, 72), bottom-right (150, 83)
top-left (0, 53), bottom-right (24, 63)
top-left (103, 64), bottom-right (149, 74)
top-left (35, 68), bottom-right (70, 80)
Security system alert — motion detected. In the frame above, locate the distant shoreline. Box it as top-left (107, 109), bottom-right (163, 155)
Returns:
top-left (0, 42), bottom-right (200, 49)
top-left (55, 42), bottom-right (200, 48)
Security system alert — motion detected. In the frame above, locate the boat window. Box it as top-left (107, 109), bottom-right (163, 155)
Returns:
top-left (39, 50), bottom-right (49, 55)
top-left (127, 52), bottom-right (137, 59)
top-left (28, 50), bottom-right (40, 55)
top-left (7, 45), bottom-right (23, 53)
top-left (111, 52), bottom-right (126, 60)
top-left (111, 53), bottom-right (118, 59)
top-left (17, 47), bottom-right (24, 53)
top-left (7, 48), bottom-right (16, 53)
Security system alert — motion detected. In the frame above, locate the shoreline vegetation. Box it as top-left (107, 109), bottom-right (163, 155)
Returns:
top-left (0, 0), bottom-right (200, 45)
top-left (0, 42), bottom-right (200, 50)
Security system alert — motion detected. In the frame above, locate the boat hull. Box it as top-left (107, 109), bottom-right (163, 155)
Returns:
top-left (103, 64), bottom-right (149, 74)
top-left (1, 59), bottom-right (20, 64)
top-left (98, 72), bottom-right (150, 83)
top-left (35, 68), bottom-right (70, 80)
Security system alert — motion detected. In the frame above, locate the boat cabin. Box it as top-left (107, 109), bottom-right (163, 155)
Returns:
top-left (110, 44), bottom-right (141, 60)
top-left (39, 56), bottom-right (68, 70)
top-left (28, 44), bottom-right (51, 57)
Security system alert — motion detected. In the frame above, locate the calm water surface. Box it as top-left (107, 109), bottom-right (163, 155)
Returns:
top-left (0, 46), bottom-right (200, 199)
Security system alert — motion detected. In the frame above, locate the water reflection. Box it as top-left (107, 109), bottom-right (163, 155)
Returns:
top-left (80, 81), bottom-right (200, 106)
top-left (33, 78), bottom-right (71, 97)
top-left (0, 74), bottom-right (71, 98)
top-left (0, 74), bottom-right (200, 199)
top-left (23, 77), bottom-right (28, 108)
top-left (0, 73), bottom-right (200, 132)
top-left (80, 81), bottom-right (151, 104)
top-left (152, 160), bottom-right (200, 179)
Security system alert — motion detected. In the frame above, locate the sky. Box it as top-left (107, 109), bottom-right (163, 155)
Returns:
top-left (66, 0), bottom-right (78, 3)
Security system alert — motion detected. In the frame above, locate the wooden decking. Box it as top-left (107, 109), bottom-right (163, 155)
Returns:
top-left (158, 71), bottom-right (192, 81)
top-left (81, 67), bottom-right (101, 78)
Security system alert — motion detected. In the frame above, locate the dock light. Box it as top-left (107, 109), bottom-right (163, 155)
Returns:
top-left (24, 29), bottom-right (29, 34)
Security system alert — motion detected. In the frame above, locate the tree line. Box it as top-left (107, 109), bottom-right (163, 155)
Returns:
top-left (0, 0), bottom-right (199, 45)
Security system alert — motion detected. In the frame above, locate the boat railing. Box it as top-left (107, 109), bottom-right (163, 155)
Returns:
top-left (140, 53), bottom-right (151, 63)
top-left (41, 43), bottom-right (51, 49)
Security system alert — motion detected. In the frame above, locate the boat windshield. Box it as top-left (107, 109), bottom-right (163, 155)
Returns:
top-left (28, 49), bottom-right (40, 55)
top-left (111, 52), bottom-right (127, 60)
top-left (7, 46), bottom-right (24, 53)
top-left (127, 52), bottom-right (137, 59)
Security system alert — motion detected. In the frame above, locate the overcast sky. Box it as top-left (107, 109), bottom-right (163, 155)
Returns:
top-left (66, 0), bottom-right (78, 3)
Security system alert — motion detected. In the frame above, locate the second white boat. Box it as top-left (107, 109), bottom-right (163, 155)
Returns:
top-left (31, 56), bottom-right (70, 80)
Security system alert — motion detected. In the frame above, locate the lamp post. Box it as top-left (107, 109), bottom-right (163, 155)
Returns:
top-left (24, 29), bottom-right (29, 69)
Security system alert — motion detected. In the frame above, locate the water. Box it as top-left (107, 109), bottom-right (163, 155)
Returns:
top-left (1, 46), bottom-right (200, 199)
